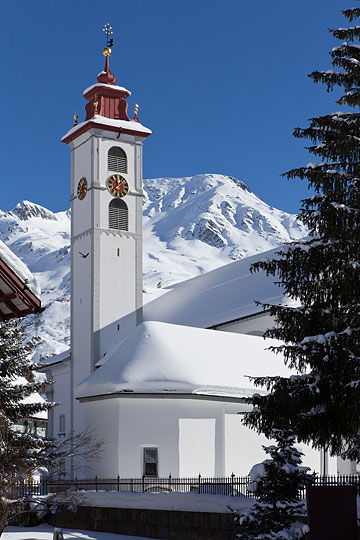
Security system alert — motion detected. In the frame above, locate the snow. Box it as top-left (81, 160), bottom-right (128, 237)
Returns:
top-left (83, 83), bottom-right (131, 96)
top-left (13, 376), bottom-right (48, 420)
top-left (61, 115), bottom-right (152, 142)
top-left (0, 237), bottom-right (40, 297)
top-left (44, 349), bottom-right (70, 366)
top-left (306, 162), bottom-right (325, 169)
top-left (76, 321), bottom-right (295, 399)
top-left (248, 461), bottom-right (267, 483)
top-left (0, 202), bottom-right (71, 360)
top-left (2, 492), bottom-right (255, 540)
top-left (0, 175), bottom-right (307, 360)
top-left (63, 490), bottom-right (253, 514)
top-left (143, 245), bottom-right (300, 329)
top-left (142, 174), bottom-right (306, 301)
top-left (3, 524), bottom-right (159, 540)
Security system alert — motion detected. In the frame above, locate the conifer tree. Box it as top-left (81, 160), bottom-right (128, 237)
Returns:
top-left (231, 430), bottom-right (312, 539)
top-left (244, 5), bottom-right (360, 463)
top-left (0, 319), bottom-right (103, 535)
top-left (0, 319), bottom-right (52, 533)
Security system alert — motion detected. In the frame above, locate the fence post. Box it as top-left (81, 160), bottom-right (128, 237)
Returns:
top-left (142, 475), bottom-right (145, 493)
top-left (168, 474), bottom-right (172, 492)
top-left (231, 473), bottom-right (235, 497)
top-left (75, 477), bottom-right (78, 492)
top-left (95, 476), bottom-right (98, 492)
top-left (117, 475), bottom-right (120, 492)
top-left (198, 474), bottom-right (201, 495)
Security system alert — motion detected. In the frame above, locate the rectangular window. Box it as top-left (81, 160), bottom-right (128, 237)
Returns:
top-left (59, 414), bottom-right (65, 435)
top-left (143, 447), bottom-right (158, 477)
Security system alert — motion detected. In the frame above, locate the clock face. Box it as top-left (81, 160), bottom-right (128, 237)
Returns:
top-left (77, 177), bottom-right (87, 200)
top-left (106, 174), bottom-right (129, 198)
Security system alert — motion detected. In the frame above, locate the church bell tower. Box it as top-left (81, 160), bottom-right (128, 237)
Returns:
top-left (62, 26), bottom-right (151, 409)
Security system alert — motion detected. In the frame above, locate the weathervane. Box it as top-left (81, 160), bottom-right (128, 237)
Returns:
top-left (103, 23), bottom-right (114, 48)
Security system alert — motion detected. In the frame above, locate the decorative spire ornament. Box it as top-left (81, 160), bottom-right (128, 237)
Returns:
top-left (97, 23), bottom-right (116, 85)
top-left (73, 111), bottom-right (78, 126)
top-left (133, 104), bottom-right (139, 122)
top-left (102, 23), bottom-right (114, 50)
top-left (93, 95), bottom-right (99, 115)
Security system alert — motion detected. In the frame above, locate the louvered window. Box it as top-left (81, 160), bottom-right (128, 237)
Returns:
top-left (108, 146), bottom-right (127, 173)
top-left (143, 447), bottom-right (158, 477)
top-left (109, 199), bottom-right (128, 231)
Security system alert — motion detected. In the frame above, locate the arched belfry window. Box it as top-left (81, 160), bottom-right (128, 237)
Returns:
top-left (108, 146), bottom-right (127, 174)
top-left (109, 199), bottom-right (128, 231)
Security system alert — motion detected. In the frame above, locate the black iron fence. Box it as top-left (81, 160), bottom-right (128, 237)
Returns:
top-left (9, 473), bottom-right (360, 500)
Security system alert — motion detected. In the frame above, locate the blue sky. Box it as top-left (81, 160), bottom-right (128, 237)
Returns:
top-left (0, 0), bottom-right (349, 214)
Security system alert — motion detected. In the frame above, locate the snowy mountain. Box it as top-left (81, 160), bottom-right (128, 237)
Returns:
top-left (0, 175), bottom-right (307, 360)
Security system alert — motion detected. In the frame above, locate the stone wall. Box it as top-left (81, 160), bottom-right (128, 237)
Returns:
top-left (48, 505), bottom-right (236, 540)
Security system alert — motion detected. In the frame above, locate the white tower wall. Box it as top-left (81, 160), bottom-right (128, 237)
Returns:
top-left (68, 127), bottom-right (144, 434)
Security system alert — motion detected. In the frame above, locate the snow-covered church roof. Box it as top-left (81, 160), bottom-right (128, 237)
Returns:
top-left (143, 246), bottom-right (293, 329)
top-left (76, 321), bottom-right (294, 400)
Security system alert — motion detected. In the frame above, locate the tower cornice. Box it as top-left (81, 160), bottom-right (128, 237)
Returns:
top-left (61, 116), bottom-right (152, 145)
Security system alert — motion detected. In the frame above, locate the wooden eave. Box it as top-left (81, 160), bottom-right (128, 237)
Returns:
top-left (0, 258), bottom-right (41, 321)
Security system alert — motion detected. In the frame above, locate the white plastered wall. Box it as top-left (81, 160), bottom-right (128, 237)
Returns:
top-left (44, 359), bottom-right (71, 440)
top-left (224, 413), bottom-right (337, 476)
top-left (69, 128), bottom-right (144, 439)
top-left (179, 418), bottom-right (216, 476)
top-left (83, 396), bottom-right (249, 478)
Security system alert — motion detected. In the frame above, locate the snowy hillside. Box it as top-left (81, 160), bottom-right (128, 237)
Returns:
top-left (143, 174), bottom-right (306, 292)
top-left (0, 201), bottom-right (71, 359)
top-left (0, 175), bottom-right (306, 359)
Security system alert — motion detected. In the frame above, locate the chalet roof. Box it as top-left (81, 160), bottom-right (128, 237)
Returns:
top-left (0, 240), bottom-right (41, 320)
top-left (143, 246), bottom-right (293, 329)
top-left (76, 321), bottom-right (294, 400)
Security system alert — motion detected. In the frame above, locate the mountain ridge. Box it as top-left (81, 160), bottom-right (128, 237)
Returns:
top-left (0, 174), bottom-right (306, 360)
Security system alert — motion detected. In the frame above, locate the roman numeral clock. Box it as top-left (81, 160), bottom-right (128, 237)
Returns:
top-left (106, 174), bottom-right (129, 198)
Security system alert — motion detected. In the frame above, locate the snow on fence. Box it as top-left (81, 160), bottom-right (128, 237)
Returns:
top-left (10, 474), bottom-right (360, 500)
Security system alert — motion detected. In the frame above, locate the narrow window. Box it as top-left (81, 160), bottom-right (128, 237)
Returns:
top-left (59, 414), bottom-right (65, 434)
top-left (109, 199), bottom-right (128, 231)
top-left (108, 146), bottom-right (127, 173)
top-left (143, 447), bottom-right (158, 477)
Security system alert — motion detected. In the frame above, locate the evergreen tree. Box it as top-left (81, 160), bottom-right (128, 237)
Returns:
top-left (231, 430), bottom-right (312, 540)
top-left (0, 319), bottom-right (52, 533)
top-left (244, 5), bottom-right (360, 463)
top-left (0, 319), bottom-right (103, 536)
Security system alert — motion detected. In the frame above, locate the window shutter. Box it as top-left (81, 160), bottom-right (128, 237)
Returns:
top-left (109, 199), bottom-right (128, 231)
top-left (108, 147), bottom-right (127, 173)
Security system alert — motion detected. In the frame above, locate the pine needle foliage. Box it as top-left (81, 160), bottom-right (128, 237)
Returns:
top-left (0, 319), bottom-right (103, 535)
top-left (0, 319), bottom-right (53, 533)
top-left (244, 4), bottom-right (360, 462)
top-left (231, 430), bottom-right (312, 540)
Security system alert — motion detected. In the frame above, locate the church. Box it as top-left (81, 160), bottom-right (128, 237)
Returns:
top-left (42, 39), bottom-right (340, 480)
